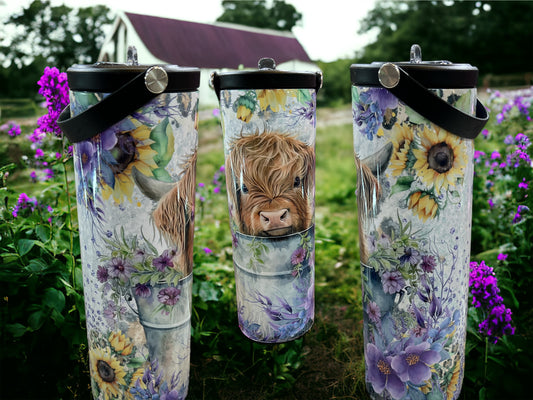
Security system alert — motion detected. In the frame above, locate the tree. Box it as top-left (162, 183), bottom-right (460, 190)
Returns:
top-left (1, 0), bottom-right (113, 71)
top-left (216, 0), bottom-right (302, 31)
top-left (357, 1), bottom-right (533, 77)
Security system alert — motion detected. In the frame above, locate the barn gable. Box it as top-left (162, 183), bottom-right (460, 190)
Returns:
top-left (98, 11), bottom-right (319, 106)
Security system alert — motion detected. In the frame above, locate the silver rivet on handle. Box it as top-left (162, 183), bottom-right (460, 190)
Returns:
top-left (378, 63), bottom-right (400, 89)
top-left (145, 66), bottom-right (168, 94)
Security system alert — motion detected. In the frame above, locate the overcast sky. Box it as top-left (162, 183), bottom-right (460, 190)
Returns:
top-left (1, 0), bottom-right (378, 62)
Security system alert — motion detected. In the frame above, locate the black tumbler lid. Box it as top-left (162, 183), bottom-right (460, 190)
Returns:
top-left (211, 58), bottom-right (322, 98)
top-left (350, 44), bottom-right (479, 89)
top-left (67, 63), bottom-right (201, 92)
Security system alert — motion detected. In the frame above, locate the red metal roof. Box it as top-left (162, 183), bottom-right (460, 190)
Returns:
top-left (125, 12), bottom-right (313, 69)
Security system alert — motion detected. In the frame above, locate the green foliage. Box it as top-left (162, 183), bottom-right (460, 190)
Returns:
top-left (464, 89), bottom-right (532, 399)
top-left (316, 59), bottom-right (356, 107)
top-left (358, 1), bottom-right (533, 77)
top-left (217, 0), bottom-right (302, 31)
top-left (0, 1), bottom-right (113, 79)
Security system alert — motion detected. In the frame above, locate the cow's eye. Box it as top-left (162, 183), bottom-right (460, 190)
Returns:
top-left (294, 177), bottom-right (301, 188)
top-left (241, 183), bottom-right (249, 194)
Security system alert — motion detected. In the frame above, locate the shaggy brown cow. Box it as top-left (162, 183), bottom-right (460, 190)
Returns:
top-left (355, 143), bottom-right (392, 264)
top-left (226, 132), bottom-right (315, 237)
top-left (132, 151), bottom-right (196, 276)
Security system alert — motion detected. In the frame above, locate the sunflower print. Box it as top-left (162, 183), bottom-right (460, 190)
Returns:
top-left (408, 191), bottom-right (439, 221)
top-left (412, 125), bottom-right (468, 195)
top-left (89, 346), bottom-right (127, 399)
top-left (257, 89), bottom-right (287, 112)
top-left (109, 331), bottom-right (133, 356)
top-left (389, 123), bottom-right (415, 177)
top-left (101, 125), bottom-right (158, 203)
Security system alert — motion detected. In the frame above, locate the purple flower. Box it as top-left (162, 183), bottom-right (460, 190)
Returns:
top-left (518, 178), bottom-right (529, 190)
top-left (488, 198), bottom-right (495, 208)
top-left (291, 247), bottom-right (306, 265)
top-left (366, 301), bottom-right (381, 324)
top-left (134, 283), bottom-right (152, 298)
top-left (479, 304), bottom-right (515, 344)
top-left (96, 265), bottom-right (109, 283)
top-left (470, 260), bottom-right (515, 343)
top-left (399, 247), bottom-right (421, 266)
top-left (490, 151), bottom-right (501, 160)
top-left (382, 270), bottom-right (406, 294)
top-left (365, 343), bottom-right (406, 399)
top-left (76, 141), bottom-right (96, 175)
top-left (497, 253), bottom-right (508, 261)
top-left (420, 255), bottom-right (436, 273)
top-left (157, 286), bottom-right (181, 306)
top-left (391, 342), bottom-right (441, 385)
top-left (512, 205), bottom-right (529, 224)
top-left (152, 249), bottom-right (175, 272)
top-left (107, 257), bottom-right (134, 283)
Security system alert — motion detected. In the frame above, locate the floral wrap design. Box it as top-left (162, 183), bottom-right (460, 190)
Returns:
top-left (352, 86), bottom-right (476, 400)
top-left (219, 88), bottom-right (317, 343)
top-left (70, 90), bottom-right (198, 399)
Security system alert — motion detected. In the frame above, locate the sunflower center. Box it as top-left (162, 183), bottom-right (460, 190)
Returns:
top-left (377, 359), bottom-right (391, 375)
top-left (110, 131), bottom-right (137, 175)
top-left (406, 353), bottom-right (420, 366)
top-left (97, 360), bottom-right (116, 383)
top-left (428, 142), bottom-right (454, 173)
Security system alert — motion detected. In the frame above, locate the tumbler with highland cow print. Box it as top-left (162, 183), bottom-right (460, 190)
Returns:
top-left (350, 45), bottom-right (488, 399)
top-left (58, 60), bottom-right (200, 399)
top-left (211, 58), bottom-right (322, 343)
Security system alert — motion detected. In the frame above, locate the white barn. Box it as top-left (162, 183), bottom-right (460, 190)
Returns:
top-left (98, 11), bottom-right (320, 107)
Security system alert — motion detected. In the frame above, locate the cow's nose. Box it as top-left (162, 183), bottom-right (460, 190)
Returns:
top-left (260, 209), bottom-right (291, 230)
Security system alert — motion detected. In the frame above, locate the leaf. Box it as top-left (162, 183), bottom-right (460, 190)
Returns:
top-left (43, 287), bottom-right (66, 313)
top-left (152, 167), bottom-right (173, 183)
top-left (150, 118), bottom-right (174, 168)
top-left (25, 259), bottom-right (48, 273)
top-left (35, 224), bottom-right (50, 242)
top-left (297, 89), bottom-right (312, 104)
top-left (17, 239), bottom-right (35, 256)
top-left (6, 323), bottom-right (27, 338)
top-left (390, 176), bottom-right (415, 195)
top-left (27, 310), bottom-right (46, 331)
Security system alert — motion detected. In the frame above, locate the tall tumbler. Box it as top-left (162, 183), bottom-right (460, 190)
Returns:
top-left (350, 45), bottom-right (488, 400)
top-left (211, 58), bottom-right (322, 343)
top-left (58, 62), bottom-right (200, 399)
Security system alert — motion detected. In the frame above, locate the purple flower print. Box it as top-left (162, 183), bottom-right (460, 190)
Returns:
top-left (420, 255), bottom-right (436, 273)
top-left (381, 270), bottom-right (406, 294)
top-left (391, 342), bottom-right (441, 385)
top-left (96, 265), bottom-right (109, 283)
top-left (152, 249), bottom-right (175, 272)
top-left (399, 247), bottom-right (421, 266)
top-left (134, 283), bottom-right (152, 298)
top-left (107, 257), bottom-right (134, 283)
top-left (291, 247), bottom-right (306, 265)
top-left (365, 343), bottom-right (406, 399)
top-left (367, 301), bottom-right (381, 324)
top-left (157, 286), bottom-right (181, 306)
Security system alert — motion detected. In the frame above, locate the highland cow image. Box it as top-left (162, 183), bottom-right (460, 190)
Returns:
top-left (225, 131), bottom-right (315, 238)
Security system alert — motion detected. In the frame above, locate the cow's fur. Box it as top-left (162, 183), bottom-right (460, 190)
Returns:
top-left (226, 132), bottom-right (315, 237)
top-left (355, 143), bottom-right (392, 264)
top-left (132, 151), bottom-right (196, 275)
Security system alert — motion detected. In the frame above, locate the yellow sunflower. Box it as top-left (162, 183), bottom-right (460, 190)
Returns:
top-left (101, 125), bottom-right (158, 204)
top-left (446, 360), bottom-right (462, 400)
top-left (408, 191), bottom-right (439, 221)
top-left (390, 124), bottom-right (415, 177)
top-left (412, 126), bottom-right (467, 195)
top-left (125, 367), bottom-right (147, 399)
top-left (257, 89), bottom-right (287, 112)
top-left (236, 104), bottom-right (253, 123)
top-left (89, 346), bottom-right (127, 399)
top-left (109, 331), bottom-right (133, 356)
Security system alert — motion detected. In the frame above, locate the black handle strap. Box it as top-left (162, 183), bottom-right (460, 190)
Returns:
top-left (378, 63), bottom-right (489, 139)
top-left (58, 66), bottom-right (168, 143)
